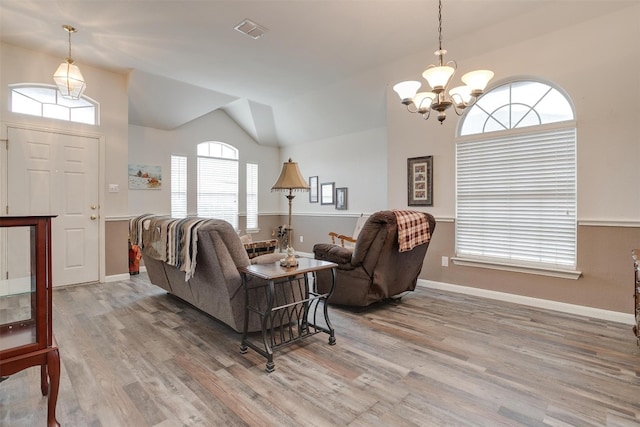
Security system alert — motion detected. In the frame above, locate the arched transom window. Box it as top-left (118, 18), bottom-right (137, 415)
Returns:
top-left (9, 84), bottom-right (99, 125)
top-left (460, 80), bottom-right (573, 136)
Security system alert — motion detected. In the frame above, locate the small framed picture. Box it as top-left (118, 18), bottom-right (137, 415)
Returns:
top-left (407, 156), bottom-right (433, 206)
top-left (309, 176), bottom-right (318, 203)
top-left (321, 182), bottom-right (335, 205)
top-left (335, 187), bottom-right (348, 210)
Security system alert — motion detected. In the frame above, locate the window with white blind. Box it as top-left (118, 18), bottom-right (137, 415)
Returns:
top-left (246, 163), bottom-right (258, 230)
top-left (455, 79), bottom-right (578, 277)
top-left (171, 155), bottom-right (187, 218)
top-left (197, 142), bottom-right (238, 229)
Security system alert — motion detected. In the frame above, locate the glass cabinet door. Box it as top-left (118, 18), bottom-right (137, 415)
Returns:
top-left (0, 224), bottom-right (37, 351)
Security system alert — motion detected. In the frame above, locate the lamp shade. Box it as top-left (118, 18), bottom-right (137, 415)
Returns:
top-left (413, 92), bottom-right (437, 113)
top-left (393, 81), bottom-right (421, 103)
top-left (461, 70), bottom-right (494, 93)
top-left (53, 60), bottom-right (86, 99)
top-left (422, 65), bottom-right (455, 91)
top-left (271, 158), bottom-right (309, 191)
top-left (449, 85), bottom-right (472, 106)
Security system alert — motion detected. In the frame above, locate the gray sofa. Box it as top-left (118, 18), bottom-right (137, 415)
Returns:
top-left (137, 217), bottom-right (283, 333)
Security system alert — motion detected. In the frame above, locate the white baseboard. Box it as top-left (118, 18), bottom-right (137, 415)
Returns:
top-left (418, 279), bottom-right (635, 325)
top-left (104, 266), bottom-right (147, 283)
top-left (105, 273), bottom-right (130, 283)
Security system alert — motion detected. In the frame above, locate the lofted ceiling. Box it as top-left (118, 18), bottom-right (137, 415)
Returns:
top-left (0, 1), bottom-right (635, 146)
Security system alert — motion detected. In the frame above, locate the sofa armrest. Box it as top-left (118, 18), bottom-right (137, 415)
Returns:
top-left (313, 243), bottom-right (355, 270)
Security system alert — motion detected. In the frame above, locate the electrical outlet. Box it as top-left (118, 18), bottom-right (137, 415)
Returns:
top-left (441, 256), bottom-right (449, 267)
top-left (299, 235), bottom-right (304, 243)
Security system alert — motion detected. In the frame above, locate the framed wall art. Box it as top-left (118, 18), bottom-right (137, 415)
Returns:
top-left (309, 176), bottom-right (318, 203)
top-left (128, 164), bottom-right (162, 189)
top-left (335, 187), bottom-right (348, 210)
top-left (320, 182), bottom-right (335, 205)
top-left (407, 156), bottom-right (433, 206)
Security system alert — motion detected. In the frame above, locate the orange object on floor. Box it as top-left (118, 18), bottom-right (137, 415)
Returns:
top-left (129, 242), bottom-right (142, 275)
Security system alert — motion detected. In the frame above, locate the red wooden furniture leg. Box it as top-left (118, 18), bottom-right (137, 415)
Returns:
top-left (46, 348), bottom-right (61, 427)
top-left (40, 363), bottom-right (49, 396)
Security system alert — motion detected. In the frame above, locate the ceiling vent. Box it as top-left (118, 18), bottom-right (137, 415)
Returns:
top-left (234, 19), bottom-right (267, 39)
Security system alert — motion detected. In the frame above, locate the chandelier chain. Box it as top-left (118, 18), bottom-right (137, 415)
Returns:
top-left (438, 0), bottom-right (443, 52)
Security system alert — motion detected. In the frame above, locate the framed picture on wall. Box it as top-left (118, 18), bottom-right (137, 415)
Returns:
top-left (309, 176), bottom-right (318, 203)
top-left (335, 187), bottom-right (348, 210)
top-left (321, 182), bottom-right (335, 205)
top-left (128, 164), bottom-right (162, 189)
top-left (407, 156), bottom-right (433, 206)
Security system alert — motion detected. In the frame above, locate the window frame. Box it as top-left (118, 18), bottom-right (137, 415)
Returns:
top-left (454, 78), bottom-right (581, 279)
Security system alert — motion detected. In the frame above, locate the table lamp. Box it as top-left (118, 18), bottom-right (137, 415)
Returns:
top-left (271, 158), bottom-right (309, 267)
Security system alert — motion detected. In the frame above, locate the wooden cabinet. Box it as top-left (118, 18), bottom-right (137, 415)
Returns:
top-left (0, 216), bottom-right (60, 427)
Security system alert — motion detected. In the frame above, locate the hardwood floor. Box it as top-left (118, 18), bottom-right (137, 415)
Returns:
top-left (2, 273), bottom-right (639, 426)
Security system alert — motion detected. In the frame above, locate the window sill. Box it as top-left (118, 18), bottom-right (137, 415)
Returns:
top-left (451, 257), bottom-right (582, 280)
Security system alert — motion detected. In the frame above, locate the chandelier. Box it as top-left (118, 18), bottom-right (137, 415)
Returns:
top-left (53, 25), bottom-right (87, 100)
top-left (393, 0), bottom-right (494, 124)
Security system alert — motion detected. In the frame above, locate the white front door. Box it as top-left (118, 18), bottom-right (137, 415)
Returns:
top-left (7, 127), bottom-right (100, 287)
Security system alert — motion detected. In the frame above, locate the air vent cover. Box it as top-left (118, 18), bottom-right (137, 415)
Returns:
top-left (234, 19), bottom-right (267, 39)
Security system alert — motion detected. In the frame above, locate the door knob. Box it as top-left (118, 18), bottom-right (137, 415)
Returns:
top-left (91, 205), bottom-right (97, 210)
top-left (90, 215), bottom-right (97, 220)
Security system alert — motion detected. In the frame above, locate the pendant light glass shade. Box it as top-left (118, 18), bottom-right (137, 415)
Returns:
top-left (422, 65), bottom-right (455, 92)
top-left (392, 81), bottom-right (421, 104)
top-left (413, 92), bottom-right (437, 113)
top-left (449, 85), bottom-right (472, 106)
top-left (53, 60), bottom-right (86, 99)
top-left (461, 70), bottom-right (494, 94)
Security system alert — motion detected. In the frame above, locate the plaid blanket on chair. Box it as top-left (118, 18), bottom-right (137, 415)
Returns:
top-left (392, 210), bottom-right (431, 252)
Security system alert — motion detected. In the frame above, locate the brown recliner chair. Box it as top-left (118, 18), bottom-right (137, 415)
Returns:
top-left (313, 210), bottom-right (436, 306)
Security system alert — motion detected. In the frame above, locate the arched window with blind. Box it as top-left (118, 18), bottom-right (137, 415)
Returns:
top-left (455, 79), bottom-right (578, 277)
top-left (197, 141), bottom-right (239, 229)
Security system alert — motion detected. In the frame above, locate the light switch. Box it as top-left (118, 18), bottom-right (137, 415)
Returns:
top-left (108, 184), bottom-right (119, 193)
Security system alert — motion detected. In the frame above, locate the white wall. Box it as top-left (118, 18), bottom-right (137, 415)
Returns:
top-left (128, 110), bottom-right (281, 217)
top-left (280, 126), bottom-right (388, 216)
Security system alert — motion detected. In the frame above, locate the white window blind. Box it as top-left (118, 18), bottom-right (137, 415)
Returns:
top-left (246, 163), bottom-right (258, 230)
top-left (171, 155), bottom-right (187, 218)
top-left (197, 143), bottom-right (238, 229)
top-left (456, 128), bottom-right (577, 268)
